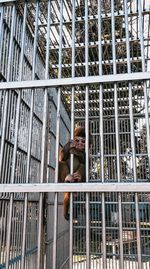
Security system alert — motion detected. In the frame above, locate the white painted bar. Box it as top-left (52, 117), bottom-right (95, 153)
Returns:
top-left (0, 0), bottom-right (16, 3)
top-left (0, 72), bottom-right (150, 89)
top-left (0, 182), bottom-right (150, 193)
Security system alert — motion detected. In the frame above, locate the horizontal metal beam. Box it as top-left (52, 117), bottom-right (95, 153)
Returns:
top-left (0, 0), bottom-right (16, 3)
top-left (0, 182), bottom-right (150, 193)
top-left (51, 57), bottom-right (141, 68)
top-left (50, 39), bottom-right (150, 51)
top-left (39, 10), bottom-right (150, 29)
top-left (0, 72), bottom-right (150, 89)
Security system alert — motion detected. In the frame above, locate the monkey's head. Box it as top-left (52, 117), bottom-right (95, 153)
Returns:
top-left (74, 126), bottom-right (92, 148)
top-left (74, 126), bottom-right (86, 138)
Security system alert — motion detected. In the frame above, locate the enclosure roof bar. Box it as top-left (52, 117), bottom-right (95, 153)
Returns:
top-left (38, 10), bottom-right (150, 28)
top-left (50, 38), bottom-right (150, 50)
top-left (51, 57), bottom-right (142, 68)
top-left (0, 72), bottom-right (150, 89)
top-left (0, 183), bottom-right (150, 193)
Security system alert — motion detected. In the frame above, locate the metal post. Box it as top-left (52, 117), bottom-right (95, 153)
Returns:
top-left (138, 0), bottom-right (150, 174)
top-left (37, 1), bottom-right (51, 266)
top-left (69, 0), bottom-right (76, 268)
top-left (0, 5), bottom-right (4, 67)
top-left (4, 1), bottom-right (27, 265)
top-left (124, 1), bottom-right (142, 267)
top-left (18, 4), bottom-right (27, 268)
top-left (4, 5), bottom-right (16, 269)
top-left (85, 1), bottom-right (90, 268)
top-left (53, 1), bottom-right (63, 268)
top-left (0, 4), bottom-right (15, 182)
top-left (21, 2), bottom-right (39, 268)
top-left (98, 0), bottom-right (107, 267)
top-left (111, 1), bottom-right (124, 268)
top-left (37, 89), bottom-right (48, 269)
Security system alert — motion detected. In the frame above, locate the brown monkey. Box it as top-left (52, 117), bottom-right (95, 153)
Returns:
top-left (58, 126), bottom-right (92, 220)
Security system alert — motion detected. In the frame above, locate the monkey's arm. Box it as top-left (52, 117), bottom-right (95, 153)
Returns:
top-left (58, 161), bottom-right (69, 182)
top-left (58, 137), bottom-right (85, 183)
top-left (59, 141), bottom-right (71, 162)
top-left (58, 141), bottom-right (73, 182)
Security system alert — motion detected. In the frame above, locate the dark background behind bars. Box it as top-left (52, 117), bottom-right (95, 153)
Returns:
top-left (0, 0), bottom-right (150, 269)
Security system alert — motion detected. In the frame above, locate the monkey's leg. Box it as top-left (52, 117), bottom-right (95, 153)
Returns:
top-left (63, 164), bottom-right (85, 219)
top-left (73, 164), bottom-right (86, 199)
top-left (64, 192), bottom-right (70, 220)
top-left (64, 170), bottom-right (81, 219)
top-left (58, 161), bottom-right (70, 220)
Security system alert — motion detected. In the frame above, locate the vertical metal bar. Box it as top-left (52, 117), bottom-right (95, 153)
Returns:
top-left (4, 5), bottom-right (16, 269)
top-left (69, 94), bottom-right (74, 268)
top-left (37, 90), bottom-right (48, 269)
top-left (7, 0), bottom-right (26, 263)
top-left (1, 141), bottom-right (7, 185)
top-left (138, 0), bottom-right (145, 72)
top-left (53, 1), bottom-right (63, 268)
top-left (18, 3), bottom-right (27, 82)
top-left (6, 5), bottom-right (15, 82)
top-left (98, 0), bottom-right (106, 267)
top-left (111, 0), bottom-right (117, 75)
top-left (0, 5), bottom-right (15, 181)
top-left (32, 1), bottom-right (39, 80)
top-left (21, 2), bottom-right (39, 268)
top-left (45, 0), bottom-right (51, 189)
top-left (124, 1), bottom-right (142, 267)
top-left (85, 0), bottom-right (89, 78)
top-left (85, 88), bottom-right (90, 269)
top-left (69, 0), bottom-right (75, 268)
top-left (85, 1), bottom-right (90, 268)
top-left (0, 6), bottom-right (4, 67)
top-left (45, 0), bottom-right (51, 80)
top-left (98, 0), bottom-right (102, 77)
top-left (37, 1), bottom-right (51, 267)
top-left (138, 0), bottom-right (150, 173)
top-left (124, 0), bottom-right (131, 74)
top-left (111, 1), bottom-right (124, 268)
top-left (124, 1), bottom-right (137, 183)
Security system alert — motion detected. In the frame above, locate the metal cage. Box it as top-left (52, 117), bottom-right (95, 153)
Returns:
top-left (0, 0), bottom-right (150, 268)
